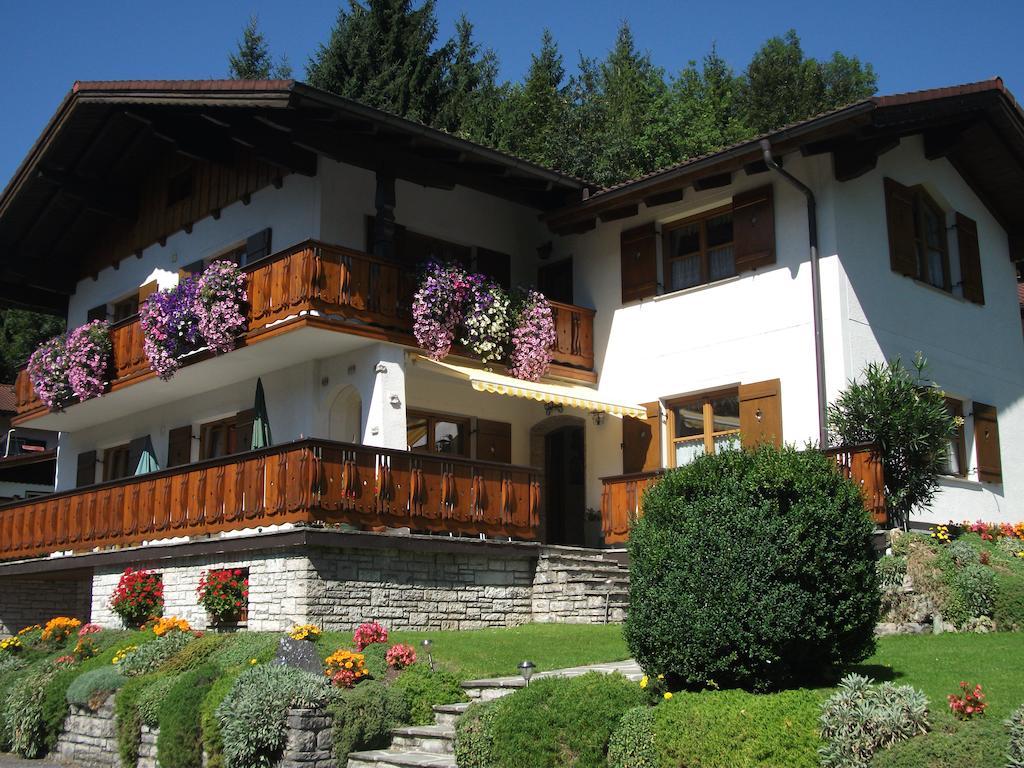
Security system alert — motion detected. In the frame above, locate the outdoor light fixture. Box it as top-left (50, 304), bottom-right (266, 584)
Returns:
top-left (604, 577), bottom-right (615, 624)
top-left (421, 639), bottom-right (434, 671)
top-left (591, 411), bottom-right (605, 426)
top-left (544, 403), bottom-right (564, 417)
top-left (518, 660), bottom-right (536, 686)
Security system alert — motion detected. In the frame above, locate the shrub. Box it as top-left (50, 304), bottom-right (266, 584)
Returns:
top-left (65, 667), bottom-right (126, 708)
top-left (392, 662), bottom-right (468, 725)
top-left (455, 701), bottom-right (501, 768)
top-left (116, 630), bottom-right (195, 677)
top-left (625, 444), bottom-right (879, 691)
top-left (949, 563), bottom-right (996, 621)
top-left (6, 669), bottom-right (56, 757)
top-left (872, 716), bottom-right (1006, 768)
top-left (157, 663), bottom-right (220, 768)
top-left (329, 680), bottom-right (410, 764)
top-left (216, 664), bottom-right (334, 768)
top-left (201, 669), bottom-right (244, 768)
top-left (995, 569), bottom-right (1024, 631)
top-left (948, 540), bottom-right (979, 568)
top-left (472, 672), bottom-right (644, 768)
top-left (206, 631), bottom-right (278, 669)
top-left (606, 705), bottom-right (656, 768)
top-left (386, 643), bottom-right (417, 670)
top-left (110, 568), bottom-right (164, 627)
top-left (1008, 704), bottom-right (1024, 768)
top-left (138, 674), bottom-right (179, 726)
top-left (161, 633), bottom-right (227, 673)
top-left (819, 674), bottom-right (929, 768)
top-left (947, 681), bottom-right (987, 721)
top-left (877, 555), bottom-right (908, 589)
top-left (827, 354), bottom-right (959, 528)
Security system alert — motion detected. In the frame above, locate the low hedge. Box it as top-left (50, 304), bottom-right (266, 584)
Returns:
top-left (872, 715), bottom-right (1006, 768)
top-left (65, 667), bottom-right (127, 708)
top-left (329, 679), bottom-right (410, 763)
top-left (617, 688), bottom-right (824, 768)
top-left (605, 706), bottom-right (655, 768)
top-left (455, 672), bottom-right (645, 768)
top-left (157, 663), bottom-right (221, 768)
top-left (391, 662), bottom-right (467, 725)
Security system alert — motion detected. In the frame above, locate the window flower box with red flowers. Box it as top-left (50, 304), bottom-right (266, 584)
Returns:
top-left (196, 568), bottom-right (249, 627)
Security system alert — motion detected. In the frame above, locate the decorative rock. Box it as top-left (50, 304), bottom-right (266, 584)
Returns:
top-left (274, 637), bottom-right (324, 675)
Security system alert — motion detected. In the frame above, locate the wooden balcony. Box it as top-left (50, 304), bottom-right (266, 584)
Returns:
top-left (14, 240), bottom-right (597, 420)
top-left (599, 444), bottom-right (887, 545)
top-left (0, 438), bottom-right (542, 562)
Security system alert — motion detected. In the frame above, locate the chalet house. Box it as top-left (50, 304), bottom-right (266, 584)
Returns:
top-left (0, 77), bottom-right (1021, 633)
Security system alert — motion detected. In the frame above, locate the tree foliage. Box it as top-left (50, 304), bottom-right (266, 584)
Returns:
top-left (228, 15), bottom-right (290, 80)
top-left (828, 354), bottom-right (959, 529)
top-left (0, 309), bottom-right (64, 384)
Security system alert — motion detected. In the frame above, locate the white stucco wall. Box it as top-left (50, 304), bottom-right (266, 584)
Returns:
top-left (832, 135), bottom-right (1024, 524)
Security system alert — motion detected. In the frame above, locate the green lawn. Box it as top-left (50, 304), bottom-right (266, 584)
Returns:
top-left (317, 623), bottom-right (630, 680)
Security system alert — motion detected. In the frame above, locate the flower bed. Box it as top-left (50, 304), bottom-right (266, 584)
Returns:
top-left (27, 320), bottom-right (111, 410)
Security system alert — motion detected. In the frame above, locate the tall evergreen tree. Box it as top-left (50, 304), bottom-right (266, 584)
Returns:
top-left (307, 0), bottom-right (450, 125)
top-left (0, 309), bottom-right (64, 384)
top-left (436, 15), bottom-right (501, 142)
top-left (669, 45), bottom-right (750, 160)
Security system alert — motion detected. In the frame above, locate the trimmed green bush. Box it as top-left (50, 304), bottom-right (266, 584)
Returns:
top-left (138, 674), bottom-right (179, 726)
top-left (117, 630), bottom-right (195, 677)
top-left (454, 701), bottom-right (501, 768)
top-left (1008, 704), bottom-right (1024, 768)
top-left (65, 667), bottom-right (126, 708)
top-left (201, 668), bottom-right (244, 768)
top-left (625, 444), bottom-right (879, 691)
top-left (391, 662), bottom-right (467, 725)
top-left (872, 716), bottom-right (1005, 768)
top-left (949, 563), bottom-right (995, 619)
top-left (329, 680), bottom-right (410, 764)
top-left (651, 687), bottom-right (823, 768)
top-left (161, 633), bottom-right (226, 673)
top-left (157, 663), bottom-right (220, 768)
top-left (215, 664), bottom-right (335, 768)
top-left (116, 675), bottom-right (158, 768)
top-left (994, 569), bottom-right (1024, 632)
top-left (458, 671), bottom-right (645, 768)
top-left (206, 632), bottom-right (279, 668)
top-left (606, 705), bottom-right (655, 768)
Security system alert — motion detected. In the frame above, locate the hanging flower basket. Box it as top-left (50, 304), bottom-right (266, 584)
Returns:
top-left (27, 320), bottom-right (111, 411)
top-left (458, 274), bottom-right (511, 365)
top-left (196, 260), bottom-right (248, 354)
top-left (507, 289), bottom-right (556, 382)
top-left (412, 261), bottom-right (469, 360)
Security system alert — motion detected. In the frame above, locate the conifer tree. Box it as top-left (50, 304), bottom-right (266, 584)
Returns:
top-left (228, 16), bottom-right (272, 80)
top-left (436, 15), bottom-right (501, 142)
top-left (669, 44), bottom-right (749, 161)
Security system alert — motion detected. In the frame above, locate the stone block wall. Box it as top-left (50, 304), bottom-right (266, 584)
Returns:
top-left (0, 574), bottom-right (93, 636)
top-left (53, 700), bottom-right (119, 768)
top-left (281, 707), bottom-right (335, 768)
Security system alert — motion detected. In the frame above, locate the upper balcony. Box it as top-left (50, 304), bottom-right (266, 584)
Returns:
top-left (13, 240), bottom-right (596, 430)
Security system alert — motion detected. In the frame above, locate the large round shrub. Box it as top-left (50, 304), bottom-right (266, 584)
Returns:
top-left (624, 444), bottom-right (880, 691)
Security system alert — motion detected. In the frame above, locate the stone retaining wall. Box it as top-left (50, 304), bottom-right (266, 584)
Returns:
top-left (0, 574), bottom-right (92, 636)
top-left (281, 707), bottom-right (335, 768)
top-left (138, 725), bottom-right (159, 768)
top-left (53, 699), bottom-right (119, 768)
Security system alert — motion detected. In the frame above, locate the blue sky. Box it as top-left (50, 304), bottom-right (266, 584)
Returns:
top-left (1, 0), bottom-right (1021, 187)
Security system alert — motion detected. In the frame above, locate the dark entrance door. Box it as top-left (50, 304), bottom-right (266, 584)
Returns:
top-left (544, 425), bottom-right (585, 545)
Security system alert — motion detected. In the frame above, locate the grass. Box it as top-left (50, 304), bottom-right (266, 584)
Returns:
top-left (317, 623), bottom-right (630, 680)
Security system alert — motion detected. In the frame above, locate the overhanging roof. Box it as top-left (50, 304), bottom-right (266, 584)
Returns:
top-left (544, 78), bottom-right (1024, 257)
top-left (0, 79), bottom-right (588, 313)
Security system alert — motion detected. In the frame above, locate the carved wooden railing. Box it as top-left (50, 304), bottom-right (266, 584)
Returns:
top-left (14, 241), bottom-right (596, 415)
top-left (599, 444), bottom-right (887, 545)
top-left (0, 438), bottom-right (542, 562)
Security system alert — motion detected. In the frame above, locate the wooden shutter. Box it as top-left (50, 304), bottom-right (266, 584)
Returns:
top-left (739, 379), bottom-right (783, 449)
top-left (476, 248), bottom-right (512, 289)
top-left (167, 425), bottom-right (192, 468)
top-left (233, 409), bottom-right (256, 454)
top-left (956, 212), bottom-right (985, 304)
top-left (622, 402), bottom-right (662, 473)
top-left (973, 402), bottom-right (1002, 483)
top-left (476, 419), bottom-right (512, 464)
top-left (884, 178), bottom-right (918, 277)
top-left (138, 280), bottom-right (159, 304)
top-left (75, 450), bottom-right (97, 488)
top-left (620, 223), bottom-right (658, 302)
top-left (245, 228), bottom-right (273, 265)
top-left (86, 304), bottom-right (108, 323)
top-left (733, 185), bottom-right (776, 272)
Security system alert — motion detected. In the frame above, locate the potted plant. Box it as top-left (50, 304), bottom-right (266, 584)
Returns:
top-left (196, 568), bottom-right (248, 628)
top-left (109, 567), bottom-right (164, 628)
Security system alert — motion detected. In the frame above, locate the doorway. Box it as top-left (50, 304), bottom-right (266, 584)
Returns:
top-left (544, 424), bottom-right (586, 546)
top-left (328, 386), bottom-right (362, 444)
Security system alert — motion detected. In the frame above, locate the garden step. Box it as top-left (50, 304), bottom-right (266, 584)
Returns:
top-left (431, 702), bottom-right (470, 728)
top-left (346, 749), bottom-right (457, 768)
top-left (389, 725), bottom-right (455, 754)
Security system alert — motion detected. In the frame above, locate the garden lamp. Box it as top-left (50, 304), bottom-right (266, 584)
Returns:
top-left (518, 660), bottom-right (536, 686)
top-left (421, 639), bottom-right (434, 671)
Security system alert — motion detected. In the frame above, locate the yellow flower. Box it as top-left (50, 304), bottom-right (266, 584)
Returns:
top-left (249, 658), bottom-right (258, 665)
top-left (657, 674), bottom-right (664, 680)
top-left (664, 692), bottom-right (673, 700)
top-left (639, 676), bottom-right (648, 689)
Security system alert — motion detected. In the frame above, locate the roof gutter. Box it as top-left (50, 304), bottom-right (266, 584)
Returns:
top-left (760, 139), bottom-right (828, 448)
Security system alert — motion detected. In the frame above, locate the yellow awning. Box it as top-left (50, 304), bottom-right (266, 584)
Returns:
top-left (409, 355), bottom-right (646, 419)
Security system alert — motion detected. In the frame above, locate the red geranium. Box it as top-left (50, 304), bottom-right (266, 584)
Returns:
top-left (196, 569), bottom-right (248, 623)
top-left (109, 568), bottom-right (163, 628)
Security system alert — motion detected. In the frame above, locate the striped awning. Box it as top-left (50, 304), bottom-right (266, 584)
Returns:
top-left (409, 355), bottom-right (646, 419)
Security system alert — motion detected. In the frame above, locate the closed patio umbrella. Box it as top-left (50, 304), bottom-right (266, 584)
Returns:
top-left (251, 377), bottom-right (273, 450)
top-left (134, 436), bottom-right (160, 475)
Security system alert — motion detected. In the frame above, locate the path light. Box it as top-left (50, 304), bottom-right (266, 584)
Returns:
top-left (421, 639), bottom-right (434, 671)
top-left (518, 660), bottom-right (536, 686)
top-left (604, 577), bottom-right (615, 624)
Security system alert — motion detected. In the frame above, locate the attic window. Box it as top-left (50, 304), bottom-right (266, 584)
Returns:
top-left (167, 169), bottom-right (194, 207)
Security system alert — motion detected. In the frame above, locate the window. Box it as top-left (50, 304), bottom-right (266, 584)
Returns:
top-left (103, 443), bottom-right (133, 482)
top-left (913, 192), bottom-right (950, 290)
top-left (667, 389), bottom-right (740, 466)
top-left (406, 410), bottom-right (470, 457)
top-left (199, 411), bottom-right (255, 460)
top-left (663, 207), bottom-right (735, 292)
top-left (942, 398), bottom-right (966, 477)
top-left (112, 295), bottom-right (140, 323)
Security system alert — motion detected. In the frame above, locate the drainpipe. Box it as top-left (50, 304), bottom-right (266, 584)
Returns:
top-left (759, 139), bottom-right (828, 448)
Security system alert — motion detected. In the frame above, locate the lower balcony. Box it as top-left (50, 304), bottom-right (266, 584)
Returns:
top-left (0, 438), bottom-right (542, 562)
top-left (13, 240), bottom-right (597, 428)
top-left (599, 444), bottom-right (887, 544)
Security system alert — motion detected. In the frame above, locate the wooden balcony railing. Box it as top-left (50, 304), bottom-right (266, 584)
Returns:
top-left (0, 438), bottom-right (542, 562)
top-left (599, 444), bottom-right (887, 545)
top-left (14, 240), bottom-right (597, 416)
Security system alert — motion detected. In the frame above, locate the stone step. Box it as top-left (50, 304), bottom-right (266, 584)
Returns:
top-left (540, 551), bottom-right (630, 568)
top-left (461, 677), bottom-right (526, 701)
top-left (347, 749), bottom-right (457, 767)
top-left (389, 725), bottom-right (455, 754)
top-left (431, 702), bottom-right (470, 729)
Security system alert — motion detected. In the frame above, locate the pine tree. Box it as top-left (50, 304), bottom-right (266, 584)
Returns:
top-left (307, 0), bottom-right (450, 125)
top-left (436, 15), bottom-right (501, 142)
top-left (228, 16), bottom-right (273, 80)
top-left (669, 44), bottom-right (750, 161)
